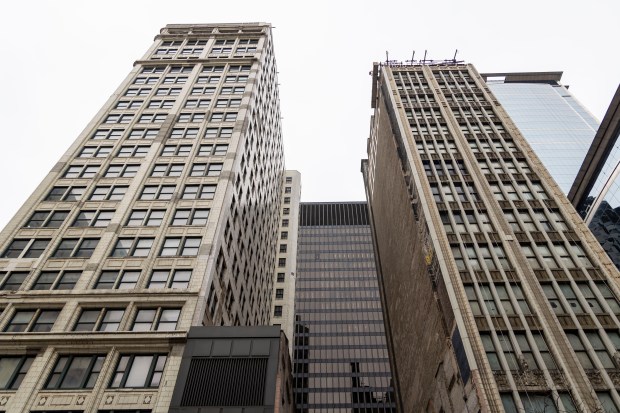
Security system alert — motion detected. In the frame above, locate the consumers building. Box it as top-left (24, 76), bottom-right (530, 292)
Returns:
top-left (363, 61), bottom-right (620, 412)
top-left (0, 23), bottom-right (288, 412)
top-left (293, 202), bottom-right (396, 412)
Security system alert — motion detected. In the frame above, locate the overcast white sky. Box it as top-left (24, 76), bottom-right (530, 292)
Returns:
top-left (0, 0), bottom-right (618, 229)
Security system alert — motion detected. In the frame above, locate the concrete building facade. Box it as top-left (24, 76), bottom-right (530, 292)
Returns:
top-left (0, 23), bottom-right (287, 413)
top-left (363, 62), bottom-right (620, 413)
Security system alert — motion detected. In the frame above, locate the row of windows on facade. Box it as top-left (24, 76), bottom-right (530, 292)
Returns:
top-left (25, 207), bottom-right (210, 230)
top-left (126, 85), bottom-right (245, 98)
top-left (501, 391), bottom-right (618, 413)
top-left (42, 183), bottom-right (216, 202)
top-left (0, 268), bottom-right (191, 291)
top-left (62, 161), bottom-right (224, 180)
top-left (482, 327), bottom-right (620, 373)
top-left (153, 44), bottom-right (257, 57)
top-left (115, 97), bottom-right (241, 110)
top-left (464, 281), bottom-right (620, 317)
top-left (79, 140), bottom-right (230, 160)
top-left (93, 126), bottom-right (232, 140)
top-left (140, 63), bottom-right (251, 76)
top-left (0, 353), bottom-right (167, 391)
top-left (2, 236), bottom-right (202, 259)
top-left (129, 74), bottom-right (249, 95)
top-left (104, 111), bottom-right (238, 125)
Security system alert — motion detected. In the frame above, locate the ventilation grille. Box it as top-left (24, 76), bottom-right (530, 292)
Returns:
top-left (300, 202), bottom-right (369, 226)
top-left (181, 357), bottom-right (268, 406)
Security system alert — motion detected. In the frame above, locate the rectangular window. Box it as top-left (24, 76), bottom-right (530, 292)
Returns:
top-left (189, 163), bottom-right (223, 177)
top-left (4, 309), bottom-right (59, 332)
top-left (45, 186), bottom-right (85, 201)
top-left (53, 238), bottom-right (99, 258)
top-left (140, 185), bottom-right (176, 200)
top-left (0, 356), bottom-right (35, 390)
top-left (79, 146), bottom-right (112, 158)
top-left (0, 271), bottom-right (28, 291)
top-left (181, 184), bottom-right (216, 199)
top-left (25, 210), bottom-right (69, 228)
top-left (117, 145), bottom-right (150, 157)
top-left (178, 113), bottom-right (205, 123)
top-left (115, 100), bottom-right (143, 110)
top-left (110, 354), bottom-right (167, 388)
top-left (138, 113), bottom-right (167, 123)
top-left (273, 306), bottom-right (282, 317)
top-left (131, 308), bottom-right (180, 331)
top-left (92, 129), bottom-right (125, 141)
top-left (126, 209), bottom-right (166, 227)
top-left (155, 87), bottom-right (181, 96)
top-left (191, 86), bottom-right (216, 95)
top-left (128, 128), bottom-right (159, 140)
top-left (95, 270), bottom-right (140, 289)
top-left (89, 185), bottom-right (127, 201)
top-left (32, 271), bottom-right (80, 290)
top-left (148, 269), bottom-right (191, 289)
top-left (185, 99), bottom-right (211, 109)
top-left (161, 144), bottom-right (193, 157)
top-left (45, 355), bottom-right (105, 389)
top-left (125, 87), bottom-right (151, 97)
top-left (2, 239), bottom-right (50, 259)
top-left (110, 238), bottom-right (154, 258)
top-left (170, 127), bottom-right (199, 140)
top-left (151, 163), bottom-right (184, 177)
top-left (171, 208), bottom-right (210, 225)
top-left (147, 99), bottom-right (174, 109)
top-left (63, 164), bottom-right (100, 179)
top-left (204, 127), bottom-right (233, 139)
top-left (72, 210), bottom-right (114, 227)
top-left (276, 272), bottom-right (285, 282)
top-left (74, 308), bottom-right (125, 332)
top-left (160, 237), bottom-right (201, 256)
top-left (104, 164), bottom-right (140, 177)
top-left (275, 289), bottom-right (284, 299)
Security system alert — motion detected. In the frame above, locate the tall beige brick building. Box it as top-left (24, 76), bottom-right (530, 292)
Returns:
top-left (363, 62), bottom-right (620, 413)
top-left (0, 23), bottom-right (291, 412)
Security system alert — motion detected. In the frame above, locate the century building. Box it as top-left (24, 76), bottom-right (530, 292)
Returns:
top-left (0, 23), bottom-right (288, 412)
top-left (363, 61), bottom-right (620, 412)
top-left (293, 202), bottom-right (396, 412)
top-left (482, 72), bottom-right (599, 194)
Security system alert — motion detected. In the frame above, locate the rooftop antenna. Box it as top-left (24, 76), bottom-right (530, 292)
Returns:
top-left (410, 50), bottom-right (415, 64)
top-left (386, 51), bottom-right (389, 63)
top-left (423, 50), bottom-right (428, 64)
top-left (453, 49), bottom-right (458, 62)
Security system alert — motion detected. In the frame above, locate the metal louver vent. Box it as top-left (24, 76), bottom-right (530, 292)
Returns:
top-left (180, 357), bottom-right (268, 406)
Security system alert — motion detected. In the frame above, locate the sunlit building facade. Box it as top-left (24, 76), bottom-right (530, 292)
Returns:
top-left (364, 62), bottom-right (620, 413)
top-left (0, 23), bottom-right (287, 412)
top-left (293, 202), bottom-right (396, 412)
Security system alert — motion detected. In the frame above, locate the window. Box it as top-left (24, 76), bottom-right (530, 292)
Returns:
top-left (281, 231), bottom-right (288, 240)
top-left (215, 98), bottom-right (241, 108)
top-left (285, 177), bottom-right (293, 183)
top-left (521, 244), bottom-right (541, 269)
top-left (279, 244), bottom-right (287, 253)
top-left (204, 127), bottom-right (233, 139)
top-left (115, 100), bottom-right (143, 110)
top-left (225, 75), bottom-right (248, 83)
top-left (567, 333), bottom-right (595, 369)
top-left (273, 306), bottom-right (282, 317)
top-left (210, 112), bottom-right (237, 122)
top-left (131, 308), bottom-right (180, 331)
top-left (171, 208), bottom-right (210, 225)
top-left (95, 270), bottom-right (140, 289)
top-left (126, 209), bottom-right (166, 226)
top-left (105, 114), bottom-right (134, 124)
top-left (198, 144), bottom-right (229, 156)
top-left (117, 145), bottom-right (150, 157)
top-left (138, 113), bottom-right (167, 123)
top-left (140, 185), bottom-right (175, 200)
top-left (559, 283), bottom-right (584, 313)
top-left (92, 128), bottom-right (124, 140)
top-left (189, 163), bottom-right (223, 177)
top-left (170, 127), bottom-right (199, 139)
top-left (161, 144), bottom-right (193, 157)
top-left (585, 332), bottom-right (616, 369)
top-left (283, 208), bottom-right (290, 215)
top-left (74, 308), bottom-right (125, 332)
top-left (53, 238), bottom-right (99, 258)
top-left (275, 289), bottom-right (284, 299)
top-left (160, 237), bottom-right (201, 256)
top-left (162, 76), bottom-right (187, 84)
top-left (72, 210), bottom-right (114, 227)
top-left (235, 46), bottom-right (256, 54)
top-left (46, 355), bottom-right (105, 389)
top-left (229, 64), bottom-right (252, 71)
top-left (79, 146), bottom-right (113, 158)
top-left (596, 282), bottom-right (620, 314)
top-left (45, 186), bottom-right (85, 201)
top-left (25, 210), bottom-right (69, 228)
top-left (155, 87), bottom-right (181, 96)
top-left (148, 269), bottom-right (191, 289)
top-left (0, 271), bottom-right (28, 291)
top-left (32, 271), bottom-right (80, 290)
top-left (63, 164), bottom-right (100, 179)
top-left (191, 86), bottom-right (216, 95)
top-left (282, 219), bottom-right (289, 227)
top-left (542, 284), bottom-right (565, 314)
top-left (196, 75), bottom-right (221, 84)
top-left (284, 186), bottom-right (292, 194)
top-left (202, 65), bottom-right (225, 72)
top-left (220, 86), bottom-right (245, 94)
top-left (464, 286), bottom-right (481, 315)
top-left (125, 87), bottom-right (152, 97)
top-left (178, 113), bottom-right (205, 123)
top-left (148, 99), bottom-right (175, 109)
top-left (181, 184), bottom-right (216, 199)
top-left (0, 356), bottom-right (35, 390)
top-left (170, 65), bottom-right (194, 73)
top-left (128, 128), bottom-right (159, 140)
top-left (185, 99), bottom-right (211, 108)
top-left (210, 47), bottom-right (231, 55)
top-left (133, 76), bottom-right (158, 85)
top-left (276, 272), bottom-right (285, 282)
top-left (151, 163), bottom-right (184, 177)
top-left (104, 164), bottom-right (140, 177)
top-left (110, 238), bottom-right (154, 258)
top-left (570, 243), bottom-right (592, 267)
top-left (89, 185), bottom-right (127, 201)
top-left (284, 197), bottom-right (290, 204)
top-left (4, 309), bottom-right (59, 332)
top-left (110, 354), bottom-right (167, 388)
top-left (2, 239), bottom-right (50, 258)
top-left (278, 258), bottom-right (286, 267)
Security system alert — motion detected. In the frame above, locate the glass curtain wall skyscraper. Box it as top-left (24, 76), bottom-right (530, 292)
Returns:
top-left (363, 61), bottom-right (620, 413)
top-left (484, 72), bottom-right (599, 194)
top-left (0, 23), bottom-right (286, 412)
top-left (293, 202), bottom-right (396, 412)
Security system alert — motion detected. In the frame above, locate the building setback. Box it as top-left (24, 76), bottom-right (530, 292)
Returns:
top-left (293, 202), bottom-right (396, 412)
top-left (363, 62), bottom-right (620, 413)
top-left (0, 23), bottom-right (287, 412)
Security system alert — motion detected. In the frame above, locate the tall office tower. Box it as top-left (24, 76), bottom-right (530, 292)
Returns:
top-left (363, 62), bottom-right (620, 413)
top-left (483, 72), bottom-right (599, 194)
top-left (0, 23), bottom-right (286, 412)
top-left (569, 86), bottom-right (620, 270)
top-left (270, 170), bottom-right (301, 351)
top-left (293, 202), bottom-right (396, 413)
